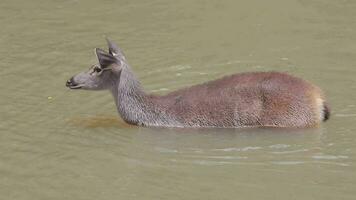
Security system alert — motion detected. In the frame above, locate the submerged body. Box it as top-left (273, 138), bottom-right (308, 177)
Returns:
top-left (66, 39), bottom-right (330, 128)
top-left (151, 72), bottom-right (329, 128)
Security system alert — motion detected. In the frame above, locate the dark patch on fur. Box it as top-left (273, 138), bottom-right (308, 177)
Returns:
top-left (323, 104), bottom-right (330, 121)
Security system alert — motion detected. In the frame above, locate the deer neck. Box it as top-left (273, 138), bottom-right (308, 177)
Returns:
top-left (110, 67), bottom-right (147, 124)
top-left (110, 67), bottom-right (181, 127)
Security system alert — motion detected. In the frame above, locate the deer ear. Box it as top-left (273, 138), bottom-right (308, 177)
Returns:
top-left (105, 37), bottom-right (126, 60)
top-left (95, 48), bottom-right (119, 68)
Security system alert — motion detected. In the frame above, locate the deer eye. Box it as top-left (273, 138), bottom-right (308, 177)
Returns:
top-left (93, 66), bottom-right (102, 73)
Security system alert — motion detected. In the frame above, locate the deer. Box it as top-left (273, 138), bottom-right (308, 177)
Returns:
top-left (66, 38), bottom-right (330, 128)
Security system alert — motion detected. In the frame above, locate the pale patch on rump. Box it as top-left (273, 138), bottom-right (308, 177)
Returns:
top-left (315, 97), bottom-right (325, 122)
top-left (309, 85), bottom-right (329, 125)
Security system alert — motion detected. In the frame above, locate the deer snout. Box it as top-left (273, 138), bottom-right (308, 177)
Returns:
top-left (66, 77), bottom-right (82, 89)
top-left (66, 77), bottom-right (74, 87)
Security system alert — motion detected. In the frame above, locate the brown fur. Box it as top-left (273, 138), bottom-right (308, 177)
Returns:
top-left (148, 72), bottom-right (329, 128)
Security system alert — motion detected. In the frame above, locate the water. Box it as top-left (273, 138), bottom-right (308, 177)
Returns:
top-left (1, 0), bottom-right (355, 199)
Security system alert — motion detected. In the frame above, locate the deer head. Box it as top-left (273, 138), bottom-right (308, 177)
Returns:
top-left (66, 38), bottom-right (126, 90)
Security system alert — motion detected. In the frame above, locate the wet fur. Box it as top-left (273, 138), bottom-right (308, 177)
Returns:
top-left (139, 72), bottom-right (329, 128)
top-left (68, 39), bottom-right (330, 128)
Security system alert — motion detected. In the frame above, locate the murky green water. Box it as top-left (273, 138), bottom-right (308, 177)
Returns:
top-left (1, 0), bottom-right (355, 199)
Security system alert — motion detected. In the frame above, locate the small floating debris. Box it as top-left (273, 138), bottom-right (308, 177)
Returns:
top-left (47, 96), bottom-right (53, 100)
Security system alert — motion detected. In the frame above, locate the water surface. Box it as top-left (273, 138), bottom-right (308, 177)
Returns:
top-left (1, 0), bottom-right (355, 199)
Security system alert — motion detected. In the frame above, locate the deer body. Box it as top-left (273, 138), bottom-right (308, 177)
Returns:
top-left (66, 39), bottom-right (330, 128)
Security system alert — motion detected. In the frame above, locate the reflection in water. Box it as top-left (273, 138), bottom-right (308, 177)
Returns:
top-left (130, 126), bottom-right (327, 166)
top-left (69, 115), bottom-right (133, 128)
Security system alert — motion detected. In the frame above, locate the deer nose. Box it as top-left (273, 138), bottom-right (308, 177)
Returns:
top-left (66, 78), bottom-right (74, 87)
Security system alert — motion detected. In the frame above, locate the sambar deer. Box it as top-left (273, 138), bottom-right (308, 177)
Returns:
top-left (66, 39), bottom-right (330, 128)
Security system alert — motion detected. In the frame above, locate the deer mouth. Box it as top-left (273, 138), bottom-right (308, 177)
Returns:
top-left (68, 85), bottom-right (83, 89)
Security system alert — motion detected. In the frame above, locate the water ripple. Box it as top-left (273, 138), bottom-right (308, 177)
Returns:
top-left (212, 146), bottom-right (263, 152)
top-left (312, 154), bottom-right (349, 160)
